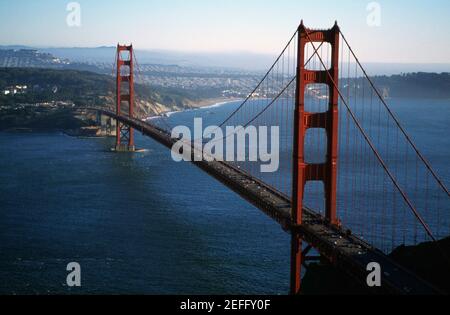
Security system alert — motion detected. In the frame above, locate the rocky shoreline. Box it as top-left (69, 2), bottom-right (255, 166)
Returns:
top-left (302, 237), bottom-right (450, 295)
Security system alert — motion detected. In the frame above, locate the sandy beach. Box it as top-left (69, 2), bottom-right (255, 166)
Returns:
top-left (144, 97), bottom-right (241, 121)
top-left (185, 97), bottom-right (241, 109)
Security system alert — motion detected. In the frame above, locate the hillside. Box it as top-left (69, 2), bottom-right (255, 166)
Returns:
top-left (0, 68), bottom-right (194, 116)
top-left (0, 68), bottom-right (201, 131)
top-left (302, 237), bottom-right (450, 295)
top-left (371, 72), bottom-right (450, 99)
top-left (346, 72), bottom-right (450, 99)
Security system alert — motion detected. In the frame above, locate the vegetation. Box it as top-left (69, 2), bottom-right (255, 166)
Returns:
top-left (1, 68), bottom-right (449, 131)
top-left (372, 72), bottom-right (450, 99)
top-left (389, 237), bottom-right (450, 293)
top-left (0, 68), bottom-right (198, 130)
top-left (345, 72), bottom-right (450, 99)
top-left (0, 67), bottom-right (198, 108)
top-left (0, 108), bottom-right (90, 131)
top-left (302, 237), bottom-right (450, 294)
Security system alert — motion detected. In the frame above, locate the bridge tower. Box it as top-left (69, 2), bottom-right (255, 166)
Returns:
top-left (291, 22), bottom-right (340, 294)
top-left (115, 44), bottom-right (135, 152)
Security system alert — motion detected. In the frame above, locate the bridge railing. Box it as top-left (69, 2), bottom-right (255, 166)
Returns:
top-left (335, 31), bottom-right (450, 253)
top-left (137, 24), bottom-right (449, 255)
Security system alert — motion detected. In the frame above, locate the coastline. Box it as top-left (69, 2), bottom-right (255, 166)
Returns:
top-left (145, 97), bottom-right (242, 120)
top-left (185, 97), bottom-right (241, 109)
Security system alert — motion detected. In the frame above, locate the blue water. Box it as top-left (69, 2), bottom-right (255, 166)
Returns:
top-left (0, 97), bottom-right (449, 294)
top-left (164, 98), bottom-right (450, 250)
top-left (0, 130), bottom-right (290, 294)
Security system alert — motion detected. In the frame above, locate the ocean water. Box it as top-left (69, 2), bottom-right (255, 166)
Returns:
top-left (0, 97), bottom-right (448, 294)
top-left (0, 126), bottom-right (290, 295)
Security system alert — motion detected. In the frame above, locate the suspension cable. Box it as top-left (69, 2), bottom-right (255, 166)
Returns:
top-left (303, 28), bottom-right (437, 242)
top-left (203, 75), bottom-right (296, 146)
top-left (339, 30), bottom-right (449, 198)
top-left (201, 34), bottom-right (324, 144)
top-left (132, 49), bottom-right (173, 131)
top-left (214, 29), bottom-right (299, 129)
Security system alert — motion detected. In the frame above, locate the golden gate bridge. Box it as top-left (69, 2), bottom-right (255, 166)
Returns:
top-left (80, 21), bottom-right (450, 295)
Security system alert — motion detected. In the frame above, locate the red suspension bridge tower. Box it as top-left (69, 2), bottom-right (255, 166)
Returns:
top-left (291, 22), bottom-right (340, 294)
top-left (83, 21), bottom-right (448, 295)
top-left (115, 44), bottom-right (136, 152)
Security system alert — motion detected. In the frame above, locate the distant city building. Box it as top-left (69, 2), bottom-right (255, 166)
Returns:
top-left (0, 49), bottom-right (70, 68)
top-left (2, 85), bottom-right (28, 96)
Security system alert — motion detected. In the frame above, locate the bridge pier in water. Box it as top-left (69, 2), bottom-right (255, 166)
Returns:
top-left (290, 21), bottom-right (340, 295)
top-left (115, 44), bottom-right (136, 152)
top-left (81, 20), bottom-right (448, 294)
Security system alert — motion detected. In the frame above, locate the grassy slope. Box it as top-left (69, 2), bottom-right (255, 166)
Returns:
top-left (0, 67), bottom-right (195, 108)
top-left (0, 68), bottom-right (196, 130)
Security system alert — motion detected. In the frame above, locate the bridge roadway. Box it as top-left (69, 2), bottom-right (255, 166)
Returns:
top-left (81, 108), bottom-right (441, 295)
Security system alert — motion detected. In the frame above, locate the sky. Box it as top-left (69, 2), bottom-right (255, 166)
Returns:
top-left (0, 0), bottom-right (450, 63)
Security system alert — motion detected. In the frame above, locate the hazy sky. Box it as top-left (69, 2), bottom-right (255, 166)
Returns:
top-left (1, 0), bottom-right (449, 63)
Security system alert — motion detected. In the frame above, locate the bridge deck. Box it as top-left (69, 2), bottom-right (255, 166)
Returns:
top-left (83, 108), bottom-right (440, 295)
